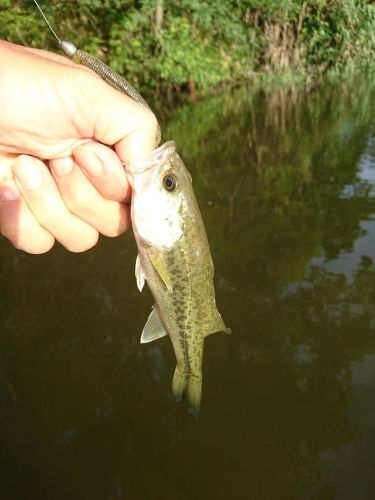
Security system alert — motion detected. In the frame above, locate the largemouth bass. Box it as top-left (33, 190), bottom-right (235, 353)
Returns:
top-left (127, 141), bottom-right (230, 415)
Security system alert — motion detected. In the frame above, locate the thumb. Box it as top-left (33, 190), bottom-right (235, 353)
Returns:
top-left (86, 73), bottom-right (158, 167)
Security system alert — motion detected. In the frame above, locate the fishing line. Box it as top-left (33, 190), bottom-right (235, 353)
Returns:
top-left (32, 0), bottom-right (61, 44)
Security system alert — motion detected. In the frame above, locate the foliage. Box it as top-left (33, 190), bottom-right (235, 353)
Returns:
top-left (303, 0), bottom-right (375, 71)
top-left (1, 1), bottom-right (375, 95)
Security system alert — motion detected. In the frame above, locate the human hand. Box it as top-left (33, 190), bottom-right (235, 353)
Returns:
top-left (0, 40), bottom-right (157, 253)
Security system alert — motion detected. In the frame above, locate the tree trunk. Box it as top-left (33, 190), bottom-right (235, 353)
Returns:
top-left (155, 0), bottom-right (164, 35)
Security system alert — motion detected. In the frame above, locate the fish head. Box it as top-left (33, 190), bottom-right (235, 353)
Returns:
top-left (127, 141), bottom-right (193, 251)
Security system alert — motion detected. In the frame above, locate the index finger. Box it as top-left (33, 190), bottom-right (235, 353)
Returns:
top-left (86, 74), bottom-right (158, 167)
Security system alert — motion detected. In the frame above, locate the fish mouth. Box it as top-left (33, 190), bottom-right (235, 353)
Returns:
top-left (124, 140), bottom-right (177, 175)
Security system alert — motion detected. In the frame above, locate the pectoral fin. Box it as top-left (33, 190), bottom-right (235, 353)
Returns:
top-left (205, 309), bottom-right (231, 337)
top-left (148, 250), bottom-right (173, 293)
top-left (140, 306), bottom-right (168, 343)
top-left (135, 254), bottom-right (146, 292)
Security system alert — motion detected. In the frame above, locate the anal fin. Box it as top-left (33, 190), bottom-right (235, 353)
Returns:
top-left (140, 306), bottom-right (167, 344)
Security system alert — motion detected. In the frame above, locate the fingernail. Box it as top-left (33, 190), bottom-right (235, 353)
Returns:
top-left (50, 156), bottom-right (74, 176)
top-left (14, 159), bottom-right (42, 190)
top-left (0, 179), bottom-right (20, 202)
top-left (74, 147), bottom-right (104, 177)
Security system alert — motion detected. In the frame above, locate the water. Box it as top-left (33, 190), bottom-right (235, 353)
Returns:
top-left (1, 78), bottom-right (375, 499)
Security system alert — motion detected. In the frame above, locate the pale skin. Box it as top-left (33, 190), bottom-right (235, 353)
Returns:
top-left (0, 40), bottom-right (157, 254)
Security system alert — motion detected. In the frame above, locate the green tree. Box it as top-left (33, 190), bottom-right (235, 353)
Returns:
top-left (1, 1), bottom-right (375, 95)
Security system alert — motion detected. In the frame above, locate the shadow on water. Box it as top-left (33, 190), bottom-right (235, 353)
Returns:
top-left (2, 76), bottom-right (375, 499)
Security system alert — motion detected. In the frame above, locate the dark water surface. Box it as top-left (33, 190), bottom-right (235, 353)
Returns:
top-left (1, 78), bottom-right (375, 499)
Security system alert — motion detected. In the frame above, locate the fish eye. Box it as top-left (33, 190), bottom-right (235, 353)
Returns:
top-left (163, 174), bottom-right (178, 192)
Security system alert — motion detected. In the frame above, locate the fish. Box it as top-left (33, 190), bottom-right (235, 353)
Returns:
top-left (126, 140), bottom-right (230, 415)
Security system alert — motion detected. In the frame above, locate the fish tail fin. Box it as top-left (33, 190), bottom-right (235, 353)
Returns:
top-left (186, 375), bottom-right (202, 417)
top-left (172, 366), bottom-right (186, 402)
top-left (172, 366), bottom-right (202, 417)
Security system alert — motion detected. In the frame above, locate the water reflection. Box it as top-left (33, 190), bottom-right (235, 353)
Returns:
top-left (1, 77), bottom-right (375, 499)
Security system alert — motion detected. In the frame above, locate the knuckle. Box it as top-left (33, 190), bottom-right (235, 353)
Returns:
top-left (0, 222), bottom-right (18, 243)
top-left (63, 185), bottom-right (94, 214)
top-left (102, 227), bottom-right (124, 238)
top-left (0, 199), bottom-right (55, 254)
top-left (64, 229), bottom-right (99, 253)
top-left (144, 110), bottom-right (158, 134)
top-left (0, 223), bottom-right (10, 239)
top-left (26, 239), bottom-right (55, 255)
top-left (135, 107), bottom-right (158, 135)
top-left (2, 231), bottom-right (55, 254)
top-left (102, 210), bottom-right (130, 237)
top-left (36, 208), bottom-right (61, 228)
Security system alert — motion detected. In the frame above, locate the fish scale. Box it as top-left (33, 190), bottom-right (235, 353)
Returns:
top-left (130, 142), bottom-right (230, 415)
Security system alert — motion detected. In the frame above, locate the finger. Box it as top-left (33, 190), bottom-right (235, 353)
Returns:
top-left (0, 178), bottom-right (55, 254)
top-left (72, 142), bottom-right (131, 202)
top-left (12, 155), bottom-right (99, 252)
top-left (88, 76), bottom-right (158, 166)
top-left (114, 105), bottom-right (158, 167)
top-left (49, 156), bottom-right (131, 237)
